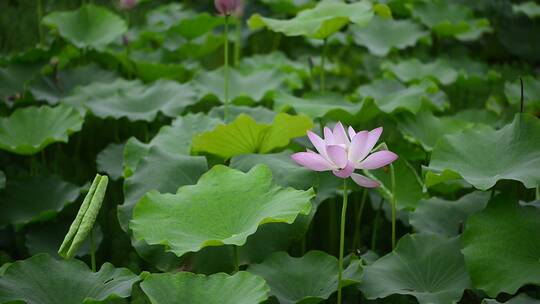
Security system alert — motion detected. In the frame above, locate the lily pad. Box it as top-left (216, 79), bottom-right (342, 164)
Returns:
top-left (513, 2), bottom-right (540, 19)
top-left (410, 191), bottom-right (490, 237)
top-left (360, 233), bottom-right (471, 304)
top-left (248, 251), bottom-right (362, 304)
top-left (248, 0), bottom-right (373, 39)
top-left (428, 114), bottom-right (540, 190)
top-left (0, 105), bottom-right (83, 155)
top-left (193, 68), bottom-right (286, 103)
top-left (140, 271), bottom-right (269, 304)
top-left (351, 17), bottom-right (429, 57)
top-left (118, 147), bottom-right (208, 231)
top-left (123, 113), bottom-right (221, 176)
top-left (0, 63), bottom-right (42, 100)
top-left (43, 5), bottom-right (127, 50)
top-left (273, 91), bottom-right (363, 121)
top-left (192, 113), bottom-right (313, 159)
top-left (259, 0), bottom-right (315, 14)
top-left (63, 79), bottom-right (198, 122)
top-left (97, 143), bottom-right (125, 181)
top-left (0, 254), bottom-right (139, 303)
top-left (130, 165), bottom-right (314, 257)
top-left (0, 175), bottom-right (80, 227)
top-left (230, 151), bottom-right (316, 191)
top-left (168, 13), bottom-right (224, 40)
top-left (396, 110), bottom-right (474, 151)
top-left (462, 194), bottom-right (540, 297)
top-left (505, 76), bottom-right (540, 112)
top-left (358, 79), bottom-right (447, 114)
top-left (29, 64), bottom-right (117, 104)
top-left (412, 1), bottom-right (491, 41)
top-left (382, 59), bottom-right (458, 86)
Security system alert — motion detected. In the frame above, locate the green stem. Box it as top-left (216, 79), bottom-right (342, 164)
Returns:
top-left (234, 17), bottom-right (242, 66)
top-left (390, 163), bottom-right (396, 250)
top-left (352, 189), bottom-right (368, 249)
top-left (37, 0), bottom-right (44, 45)
top-left (320, 38), bottom-right (328, 92)
top-left (337, 179), bottom-right (348, 304)
top-left (536, 187), bottom-right (539, 201)
top-left (224, 15), bottom-right (230, 121)
top-left (232, 246), bottom-right (239, 273)
top-left (90, 229), bottom-right (96, 272)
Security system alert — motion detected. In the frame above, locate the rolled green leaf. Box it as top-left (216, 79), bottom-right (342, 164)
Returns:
top-left (58, 174), bottom-right (109, 259)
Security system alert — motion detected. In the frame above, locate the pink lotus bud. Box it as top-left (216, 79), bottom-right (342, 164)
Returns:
top-left (119, 0), bottom-right (137, 10)
top-left (214, 0), bottom-right (243, 16)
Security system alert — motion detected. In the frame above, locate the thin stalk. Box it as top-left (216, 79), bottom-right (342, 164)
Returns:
top-left (37, 0), bottom-right (44, 45)
top-left (337, 179), bottom-right (348, 304)
top-left (224, 15), bottom-right (230, 121)
top-left (90, 229), bottom-right (96, 272)
top-left (520, 76), bottom-right (524, 113)
top-left (390, 163), bottom-right (397, 250)
top-left (352, 189), bottom-right (368, 249)
top-left (536, 187), bottom-right (539, 201)
top-left (232, 246), bottom-right (239, 273)
top-left (234, 17), bottom-right (242, 66)
top-left (320, 38), bottom-right (328, 91)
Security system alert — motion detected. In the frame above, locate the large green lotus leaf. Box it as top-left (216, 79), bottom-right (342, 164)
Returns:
top-left (209, 105), bottom-right (276, 124)
top-left (118, 147), bottom-right (208, 231)
top-left (0, 63), bottom-right (42, 99)
top-left (0, 105), bottom-right (83, 155)
top-left (273, 91), bottom-right (364, 121)
top-left (123, 113), bottom-right (221, 176)
top-left (0, 175), bottom-right (80, 227)
top-left (365, 158), bottom-right (424, 210)
top-left (97, 143), bottom-right (125, 181)
top-left (193, 68), bottom-right (286, 103)
top-left (351, 16), bottom-right (429, 57)
top-left (410, 191), bottom-right (489, 237)
top-left (29, 64), bottom-right (117, 104)
top-left (26, 221), bottom-right (102, 258)
top-left (130, 165), bottom-right (314, 257)
top-left (462, 194), bottom-right (540, 297)
top-left (505, 76), bottom-right (540, 112)
top-left (484, 294), bottom-right (540, 304)
top-left (249, 0), bottom-right (373, 39)
top-left (412, 1), bottom-right (491, 40)
top-left (382, 59), bottom-right (458, 86)
top-left (360, 233), bottom-right (471, 304)
top-left (358, 79), bottom-right (447, 114)
top-left (63, 79), bottom-right (198, 122)
top-left (396, 110), bottom-right (475, 151)
top-left (428, 114), bottom-right (540, 190)
top-left (260, 0), bottom-right (315, 14)
top-left (248, 251), bottom-right (362, 304)
top-left (239, 53), bottom-right (309, 90)
top-left (513, 2), bottom-right (540, 18)
top-left (140, 271), bottom-right (269, 304)
top-left (168, 13), bottom-right (223, 40)
top-left (192, 113), bottom-right (313, 159)
top-left (231, 151), bottom-right (316, 191)
top-left (144, 3), bottom-right (193, 33)
top-left (43, 5), bottom-right (127, 50)
top-left (0, 254), bottom-right (138, 303)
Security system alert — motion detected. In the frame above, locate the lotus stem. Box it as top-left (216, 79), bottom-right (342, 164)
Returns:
top-left (337, 179), bottom-right (348, 304)
top-left (90, 229), bottom-right (96, 272)
top-left (352, 189), bottom-right (368, 249)
top-left (520, 76), bottom-right (524, 113)
top-left (224, 15), bottom-right (230, 121)
top-left (233, 245), bottom-right (239, 273)
top-left (390, 163), bottom-right (396, 250)
top-left (320, 38), bottom-right (329, 91)
top-left (371, 198), bottom-right (383, 250)
top-left (37, 0), bottom-right (44, 45)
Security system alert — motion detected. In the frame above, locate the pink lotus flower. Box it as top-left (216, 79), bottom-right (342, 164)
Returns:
top-left (214, 0), bottom-right (243, 16)
top-left (119, 0), bottom-right (137, 10)
top-left (291, 122), bottom-right (398, 188)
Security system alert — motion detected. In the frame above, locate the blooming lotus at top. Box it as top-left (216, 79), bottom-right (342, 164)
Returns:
top-left (291, 122), bottom-right (398, 188)
top-left (214, 0), bottom-right (243, 16)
